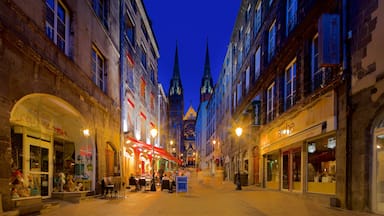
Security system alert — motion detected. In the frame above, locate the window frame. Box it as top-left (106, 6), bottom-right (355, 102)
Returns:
top-left (254, 1), bottom-right (262, 37)
top-left (267, 82), bottom-right (275, 123)
top-left (286, 0), bottom-right (298, 35)
top-left (91, 46), bottom-right (106, 92)
top-left (92, 0), bottom-right (109, 28)
top-left (311, 33), bottom-right (326, 91)
top-left (255, 46), bottom-right (261, 80)
top-left (284, 59), bottom-right (297, 111)
top-left (45, 0), bottom-right (70, 55)
top-left (268, 20), bottom-right (276, 62)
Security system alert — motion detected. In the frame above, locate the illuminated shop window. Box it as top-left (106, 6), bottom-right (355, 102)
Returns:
top-left (307, 136), bottom-right (336, 194)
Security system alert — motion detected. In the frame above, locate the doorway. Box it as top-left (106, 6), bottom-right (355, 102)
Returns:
top-left (281, 148), bottom-right (301, 191)
top-left (24, 135), bottom-right (53, 197)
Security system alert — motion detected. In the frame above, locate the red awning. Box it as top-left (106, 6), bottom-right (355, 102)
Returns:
top-left (125, 136), bottom-right (182, 165)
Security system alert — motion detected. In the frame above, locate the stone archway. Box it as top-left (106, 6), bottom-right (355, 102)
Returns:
top-left (9, 93), bottom-right (95, 197)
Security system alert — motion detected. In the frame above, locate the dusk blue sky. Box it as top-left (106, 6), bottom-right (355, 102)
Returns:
top-left (145, 1), bottom-right (240, 113)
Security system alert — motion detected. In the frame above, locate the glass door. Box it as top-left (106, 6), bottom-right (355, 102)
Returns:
top-left (281, 148), bottom-right (301, 191)
top-left (374, 128), bottom-right (384, 213)
top-left (24, 136), bottom-right (52, 198)
top-left (282, 152), bottom-right (290, 190)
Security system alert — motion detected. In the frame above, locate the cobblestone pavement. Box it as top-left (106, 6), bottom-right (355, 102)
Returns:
top-left (40, 171), bottom-right (379, 216)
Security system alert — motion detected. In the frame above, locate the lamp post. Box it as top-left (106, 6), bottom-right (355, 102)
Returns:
top-left (235, 127), bottom-right (243, 190)
top-left (150, 128), bottom-right (158, 191)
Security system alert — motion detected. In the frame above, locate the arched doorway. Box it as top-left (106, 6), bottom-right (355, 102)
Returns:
top-left (373, 120), bottom-right (384, 213)
top-left (9, 94), bottom-right (95, 198)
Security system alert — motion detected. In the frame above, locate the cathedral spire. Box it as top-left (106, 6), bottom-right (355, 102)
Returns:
top-left (203, 41), bottom-right (211, 79)
top-left (200, 41), bottom-right (213, 102)
top-left (172, 43), bottom-right (180, 80)
top-left (169, 43), bottom-right (183, 97)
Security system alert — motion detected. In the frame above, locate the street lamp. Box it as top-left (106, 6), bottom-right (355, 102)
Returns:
top-left (235, 127), bottom-right (243, 190)
top-left (150, 128), bottom-right (158, 191)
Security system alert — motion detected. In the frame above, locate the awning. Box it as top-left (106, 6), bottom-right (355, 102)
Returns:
top-left (125, 136), bottom-right (182, 165)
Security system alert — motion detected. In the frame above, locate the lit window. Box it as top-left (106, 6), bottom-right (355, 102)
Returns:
top-left (285, 59), bottom-right (297, 110)
top-left (91, 47), bottom-right (106, 92)
top-left (140, 78), bottom-right (146, 101)
top-left (45, 0), bottom-right (70, 55)
top-left (150, 94), bottom-right (154, 110)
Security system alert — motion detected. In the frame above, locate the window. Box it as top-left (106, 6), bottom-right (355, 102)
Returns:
top-left (268, 21), bottom-right (276, 62)
top-left (245, 66), bottom-right (250, 92)
top-left (245, 4), bottom-right (251, 23)
top-left (286, 0), bottom-right (298, 35)
top-left (140, 45), bottom-right (147, 69)
top-left (141, 20), bottom-right (149, 41)
top-left (255, 47), bottom-right (261, 80)
top-left (125, 14), bottom-right (135, 45)
top-left (237, 81), bottom-right (242, 103)
top-left (285, 59), bottom-right (297, 110)
top-left (126, 60), bottom-right (135, 91)
top-left (267, 82), bottom-right (275, 122)
top-left (245, 30), bottom-right (251, 54)
top-left (311, 34), bottom-right (328, 91)
top-left (45, 0), bottom-right (70, 55)
top-left (307, 136), bottom-right (336, 194)
top-left (140, 78), bottom-right (146, 102)
top-left (130, 0), bottom-right (137, 13)
top-left (91, 47), bottom-right (106, 92)
top-left (238, 27), bottom-right (243, 41)
top-left (237, 45), bottom-right (243, 72)
top-left (269, 0), bottom-right (274, 6)
top-left (150, 67), bottom-right (155, 84)
top-left (254, 2), bottom-right (262, 37)
top-left (150, 94), bottom-right (154, 110)
top-left (92, 0), bottom-right (108, 28)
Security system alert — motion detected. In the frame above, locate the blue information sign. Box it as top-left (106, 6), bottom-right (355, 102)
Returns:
top-left (176, 176), bottom-right (188, 193)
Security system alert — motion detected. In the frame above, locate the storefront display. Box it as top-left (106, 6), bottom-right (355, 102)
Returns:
top-left (307, 135), bottom-right (336, 194)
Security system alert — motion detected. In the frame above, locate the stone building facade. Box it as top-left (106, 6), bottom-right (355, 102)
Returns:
top-left (228, 0), bottom-right (345, 207)
top-left (0, 0), bottom-right (121, 210)
top-left (348, 0), bottom-right (384, 214)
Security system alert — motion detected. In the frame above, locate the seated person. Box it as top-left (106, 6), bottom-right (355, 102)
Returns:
top-left (161, 174), bottom-right (170, 191)
top-left (128, 174), bottom-right (139, 191)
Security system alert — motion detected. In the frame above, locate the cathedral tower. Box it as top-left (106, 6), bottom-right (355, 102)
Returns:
top-left (168, 44), bottom-right (184, 160)
top-left (200, 42), bottom-right (214, 102)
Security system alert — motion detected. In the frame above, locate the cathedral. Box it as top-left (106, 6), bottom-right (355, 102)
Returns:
top-left (168, 43), bottom-right (212, 167)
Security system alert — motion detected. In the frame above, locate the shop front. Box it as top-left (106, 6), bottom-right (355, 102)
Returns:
top-left (372, 121), bottom-right (384, 214)
top-left (123, 136), bottom-right (181, 178)
top-left (9, 94), bottom-right (95, 199)
top-left (260, 91), bottom-right (337, 195)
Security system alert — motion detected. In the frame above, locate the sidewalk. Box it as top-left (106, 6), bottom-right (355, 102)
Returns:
top-left (5, 169), bottom-right (380, 216)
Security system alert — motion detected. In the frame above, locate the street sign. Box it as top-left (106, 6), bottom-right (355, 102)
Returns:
top-left (176, 176), bottom-right (188, 193)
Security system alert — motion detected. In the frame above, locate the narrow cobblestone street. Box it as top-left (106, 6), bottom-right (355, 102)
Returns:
top-left (40, 171), bottom-right (378, 216)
